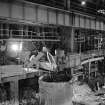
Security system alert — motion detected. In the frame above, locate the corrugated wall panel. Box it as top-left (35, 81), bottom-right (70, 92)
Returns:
top-left (49, 10), bottom-right (56, 24)
top-left (94, 20), bottom-right (96, 29)
top-left (102, 22), bottom-right (104, 30)
top-left (37, 7), bottom-right (47, 23)
top-left (96, 21), bottom-right (100, 30)
top-left (64, 14), bottom-right (70, 26)
top-left (24, 5), bottom-right (36, 21)
top-left (58, 12), bottom-right (64, 25)
top-left (100, 22), bottom-right (104, 30)
top-left (99, 21), bottom-right (101, 30)
top-left (74, 15), bottom-right (80, 27)
top-left (11, 4), bottom-right (23, 19)
top-left (70, 14), bottom-right (73, 26)
top-left (104, 23), bottom-right (105, 30)
top-left (85, 18), bottom-right (90, 29)
top-left (0, 2), bottom-right (9, 17)
top-left (80, 16), bottom-right (85, 28)
top-left (90, 19), bottom-right (95, 29)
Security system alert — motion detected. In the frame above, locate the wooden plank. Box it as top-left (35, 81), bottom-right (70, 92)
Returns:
top-left (2, 75), bottom-right (26, 83)
top-left (11, 4), bottom-right (23, 19)
top-left (0, 2), bottom-right (9, 17)
top-left (0, 65), bottom-right (25, 78)
top-left (24, 5), bottom-right (36, 21)
top-left (37, 7), bottom-right (47, 23)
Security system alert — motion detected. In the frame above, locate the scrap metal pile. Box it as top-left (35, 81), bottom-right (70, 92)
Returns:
top-left (72, 79), bottom-right (105, 105)
top-left (0, 85), bottom-right (40, 105)
top-left (0, 85), bottom-right (14, 105)
top-left (19, 87), bottom-right (39, 105)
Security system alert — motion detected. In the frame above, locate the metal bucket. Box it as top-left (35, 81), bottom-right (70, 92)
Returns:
top-left (39, 74), bottom-right (73, 105)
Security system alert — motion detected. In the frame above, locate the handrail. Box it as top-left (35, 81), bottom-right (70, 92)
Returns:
top-left (81, 56), bottom-right (104, 65)
top-left (80, 49), bottom-right (105, 64)
top-left (81, 49), bottom-right (104, 59)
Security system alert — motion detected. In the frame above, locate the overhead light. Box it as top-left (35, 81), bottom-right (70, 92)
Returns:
top-left (9, 42), bottom-right (22, 52)
top-left (6, 40), bottom-right (23, 58)
top-left (81, 1), bottom-right (86, 6)
top-left (11, 44), bottom-right (19, 52)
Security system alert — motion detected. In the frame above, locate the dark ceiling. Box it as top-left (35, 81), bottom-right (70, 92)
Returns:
top-left (71, 0), bottom-right (105, 16)
top-left (24, 0), bottom-right (105, 17)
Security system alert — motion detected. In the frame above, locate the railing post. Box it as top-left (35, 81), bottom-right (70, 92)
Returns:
top-left (71, 28), bottom-right (75, 53)
top-left (10, 80), bottom-right (19, 105)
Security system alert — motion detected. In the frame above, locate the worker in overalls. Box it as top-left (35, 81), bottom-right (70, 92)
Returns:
top-left (26, 46), bottom-right (48, 68)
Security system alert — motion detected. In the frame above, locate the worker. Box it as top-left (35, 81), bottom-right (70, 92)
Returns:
top-left (95, 72), bottom-right (104, 90)
top-left (87, 74), bottom-right (97, 92)
top-left (27, 47), bottom-right (48, 67)
top-left (26, 46), bottom-right (57, 71)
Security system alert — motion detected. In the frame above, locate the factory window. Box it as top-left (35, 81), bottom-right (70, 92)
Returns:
top-left (32, 27), bottom-right (37, 38)
top-left (9, 24), bottom-right (20, 38)
top-left (74, 29), bottom-right (105, 53)
top-left (2, 24), bottom-right (8, 38)
top-left (23, 25), bottom-right (28, 38)
top-left (0, 24), bottom-right (60, 66)
top-left (28, 26), bottom-right (33, 38)
top-left (0, 23), bottom-right (9, 39)
top-left (0, 24), bottom-right (3, 38)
